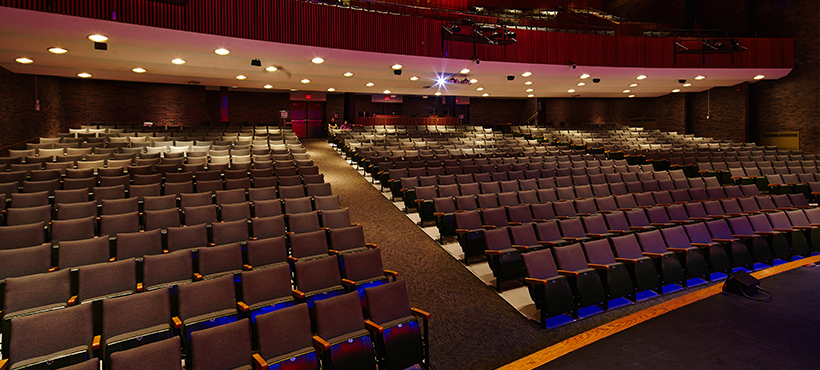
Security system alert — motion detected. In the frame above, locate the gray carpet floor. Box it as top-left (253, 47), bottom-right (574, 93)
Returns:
top-left (303, 139), bottom-right (722, 370)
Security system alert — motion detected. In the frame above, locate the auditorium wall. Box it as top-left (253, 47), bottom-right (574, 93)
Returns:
top-left (0, 67), bottom-right (63, 149)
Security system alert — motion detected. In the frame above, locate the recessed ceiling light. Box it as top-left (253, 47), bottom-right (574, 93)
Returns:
top-left (343, 72), bottom-right (354, 77)
top-left (481, 93), bottom-right (489, 97)
top-left (132, 67), bottom-right (146, 73)
top-left (524, 81), bottom-right (533, 85)
top-left (311, 57), bottom-right (324, 64)
top-left (290, 89), bottom-right (297, 91)
top-left (236, 75), bottom-right (247, 80)
top-left (754, 75), bottom-right (765, 80)
top-left (526, 88), bottom-right (533, 92)
top-left (77, 72), bottom-right (92, 78)
top-left (300, 79), bottom-right (310, 84)
top-left (695, 75), bottom-right (706, 80)
top-left (214, 48), bottom-right (230, 56)
top-left (469, 79), bottom-right (478, 83)
top-left (264, 84), bottom-right (273, 89)
top-left (580, 73), bottom-right (590, 79)
top-left (629, 83), bottom-right (638, 87)
top-left (48, 47), bottom-right (67, 54)
top-left (266, 66), bottom-right (278, 72)
top-left (327, 87), bottom-right (336, 92)
top-left (527, 94), bottom-right (535, 97)
top-left (392, 64), bottom-right (403, 70)
top-left (460, 68), bottom-right (471, 74)
top-left (637, 75), bottom-right (647, 80)
top-left (410, 76), bottom-right (419, 81)
top-left (577, 82), bottom-right (586, 86)
top-left (672, 89), bottom-right (681, 93)
top-left (567, 89), bottom-right (575, 93)
top-left (628, 95), bottom-right (635, 98)
top-left (623, 90), bottom-right (631, 93)
top-left (171, 58), bottom-right (186, 65)
top-left (383, 90), bottom-right (391, 94)
top-left (434, 92), bottom-right (442, 96)
top-left (15, 57), bottom-right (33, 64)
top-left (366, 82), bottom-right (374, 87)
top-left (522, 72), bottom-right (532, 77)
top-left (476, 87), bottom-right (484, 91)
top-left (683, 83), bottom-right (692, 87)
top-left (88, 34), bottom-right (108, 42)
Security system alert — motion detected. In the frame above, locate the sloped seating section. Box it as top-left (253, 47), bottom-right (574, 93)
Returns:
top-left (331, 124), bottom-right (819, 328)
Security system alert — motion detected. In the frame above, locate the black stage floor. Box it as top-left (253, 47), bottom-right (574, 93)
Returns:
top-left (538, 263), bottom-right (820, 370)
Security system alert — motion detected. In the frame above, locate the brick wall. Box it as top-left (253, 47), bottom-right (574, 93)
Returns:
top-left (224, 90), bottom-right (291, 125)
top-left (687, 84), bottom-right (748, 144)
top-left (0, 67), bottom-right (63, 149)
top-left (471, 98), bottom-right (531, 127)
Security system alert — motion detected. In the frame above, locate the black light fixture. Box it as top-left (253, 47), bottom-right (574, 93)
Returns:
top-left (593, 78), bottom-right (601, 83)
top-left (250, 58), bottom-right (261, 67)
top-left (678, 79), bottom-right (687, 83)
top-left (393, 69), bottom-right (402, 75)
top-left (507, 75), bottom-right (515, 81)
top-left (94, 42), bottom-right (107, 50)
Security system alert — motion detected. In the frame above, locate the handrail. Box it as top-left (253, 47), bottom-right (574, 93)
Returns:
top-left (0, 136), bottom-right (41, 155)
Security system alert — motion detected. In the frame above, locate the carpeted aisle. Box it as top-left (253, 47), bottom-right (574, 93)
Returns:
top-left (303, 139), bottom-right (713, 370)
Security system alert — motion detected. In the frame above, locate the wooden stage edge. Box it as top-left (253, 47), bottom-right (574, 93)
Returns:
top-left (497, 254), bottom-right (820, 370)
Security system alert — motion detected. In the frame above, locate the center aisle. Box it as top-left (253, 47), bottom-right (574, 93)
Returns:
top-left (303, 139), bottom-right (553, 370)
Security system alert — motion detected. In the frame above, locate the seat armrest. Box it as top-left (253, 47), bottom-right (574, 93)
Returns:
top-left (365, 320), bottom-right (384, 334)
top-left (561, 237), bottom-right (581, 241)
top-left (586, 233), bottom-right (606, 238)
top-left (68, 296), bottom-right (77, 306)
top-left (650, 223), bottom-right (669, 226)
top-left (313, 335), bottom-right (331, 351)
top-left (629, 226), bottom-right (649, 230)
top-left (0, 359), bottom-right (7, 370)
top-left (558, 269), bottom-right (579, 276)
top-left (485, 250), bottom-right (502, 255)
top-left (455, 229), bottom-right (469, 234)
top-left (193, 273), bottom-right (203, 281)
top-left (341, 278), bottom-right (356, 287)
top-left (172, 317), bottom-right (182, 329)
top-left (618, 208), bottom-right (632, 211)
top-left (513, 245), bottom-right (530, 252)
top-left (588, 263), bottom-right (611, 270)
top-left (293, 290), bottom-right (306, 300)
top-left (712, 238), bottom-right (737, 243)
top-left (328, 250), bottom-right (340, 255)
top-left (707, 215), bottom-right (725, 219)
top-left (666, 247), bottom-right (692, 252)
top-left (482, 225), bottom-right (496, 229)
top-left (615, 257), bottom-right (639, 263)
top-left (642, 252), bottom-right (667, 257)
top-left (774, 228), bottom-right (795, 232)
top-left (793, 226), bottom-right (813, 230)
top-left (252, 353), bottom-right (269, 370)
top-left (598, 210), bottom-right (612, 214)
top-left (537, 241), bottom-right (556, 246)
top-left (691, 243), bottom-right (713, 247)
top-left (733, 235), bottom-right (757, 239)
top-left (365, 243), bottom-right (378, 248)
top-left (136, 283), bottom-right (144, 292)
top-left (524, 277), bottom-right (548, 285)
top-left (243, 264), bottom-right (253, 271)
top-left (92, 335), bottom-right (101, 350)
top-left (609, 229), bottom-right (627, 234)
top-left (411, 307), bottom-right (431, 319)
top-left (237, 302), bottom-right (250, 312)
top-left (383, 270), bottom-right (398, 280)
top-left (754, 231), bottom-right (777, 235)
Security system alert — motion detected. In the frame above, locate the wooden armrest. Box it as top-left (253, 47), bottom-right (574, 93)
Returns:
top-left (712, 238), bottom-right (737, 243)
top-left (287, 256), bottom-right (299, 263)
top-left (774, 228), bottom-right (794, 232)
top-left (637, 205), bottom-right (652, 209)
top-left (691, 243), bottom-right (713, 247)
top-left (768, 183), bottom-right (782, 187)
top-left (793, 226), bottom-right (813, 230)
top-left (243, 264), bottom-right (253, 271)
top-left (588, 263), bottom-right (610, 270)
top-left (760, 209), bottom-right (777, 213)
top-left (414, 199), bottom-right (425, 203)
top-left (598, 210), bottom-right (612, 214)
top-left (482, 225), bottom-right (496, 229)
top-left (136, 283), bottom-right (143, 293)
top-left (172, 316), bottom-right (182, 329)
top-left (341, 278), bottom-right (356, 287)
top-left (48, 266), bottom-right (58, 272)
top-left (586, 233), bottom-right (605, 237)
top-left (537, 241), bottom-right (556, 246)
top-left (383, 270), bottom-right (398, 278)
top-left (485, 250), bottom-right (502, 255)
top-left (455, 229), bottom-right (469, 233)
top-left (237, 302), bottom-right (250, 312)
top-left (642, 252), bottom-right (667, 257)
top-left (509, 221), bottom-right (522, 226)
top-left (577, 213), bottom-right (591, 217)
top-left (618, 208), bottom-right (632, 211)
top-left (556, 216), bottom-right (570, 219)
top-left (365, 320), bottom-right (384, 334)
top-left (776, 207), bottom-right (793, 211)
top-left (512, 245), bottom-right (530, 252)
top-left (293, 290), bottom-right (306, 300)
top-left (689, 217), bottom-right (708, 221)
top-left (810, 224), bottom-right (820, 227)
top-left (615, 257), bottom-right (639, 263)
top-left (0, 358), bottom-right (7, 370)
top-left (208, 243), bottom-right (216, 247)
top-left (629, 226), bottom-right (649, 230)
top-left (671, 220), bottom-right (689, 223)
top-left (68, 296), bottom-right (77, 306)
top-left (784, 183), bottom-right (797, 186)
top-left (726, 213), bottom-right (743, 217)
top-left (558, 270), bottom-right (579, 276)
top-left (328, 249), bottom-right (340, 255)
top-left (524, 277), bottom-right (547, 285)
top-left (433, 213), bottom-right (445, 217)
top-left (313, 336), bottom-right (331, 351)
top-left (253, 353), bottom-right (269, 370)
top-left (533, 218), bottom-right (547, 222)
top-left (667, 247), bottom-right (691, 252)
top-left (561, 237), bottom-right (581, 241)
top-left (411, 307), bottom-right (431, 319)
top-left (193, 273), bottom-right (203, 281)
top-left (754, 231), bottom-right (777, 235)
top-left (609, 229), bottom-right (627, 234)
top-left (707, 215), bottom-right (725, 219)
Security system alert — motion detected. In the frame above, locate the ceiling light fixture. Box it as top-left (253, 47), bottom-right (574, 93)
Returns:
top-left (409, 76), bottom-right (419, 81)
top-left (131, 67), bottom-right (146, 73)
top-left (460, 68), bottom-right (471, 74)
top-left (567, 89), bottom-right (575, 93)
top-left (264, 84), bottom-right (273, 89)
top-left (637, 75), bottom-right (647, 80)
top-left (672, 89), bottom-right (681, 93)
top-left (366, 82), bottom-right (375, 87)
top-left (327, 87), bottom-right (336, 92)
top-left (526, 88), bottom-right (533, 92)
top-left (476, 87), bottom-right (484, 91)
top-left (236, 75), bottom-right (247, 80)
top-left (527, 94), bottom-right (535, 97)
top-left (522, 72), bottom-right (532, 77)
top-left (311, 57), bottom-right (324, 64)
top-left (77, 72), bottom-right (92, 78)
top-left (628, 95), bottom-right (635, 98)
top-left (683, 83), bottom-right (692, 87)
top-left (695, 75), bottom-right (706, 80)
top-left (580, 73), bottom-right (590, 79)
top-left (15, 57), bottom-right (33, 64)
top-left (629, 83), bottom-right (638, 87)
top-left (623, 90), bottom-right (631, 93)
top-left (88, 34), bottom-right (108, 42)
top-left (343, 72), bottom-right (354, 77)
top-left (481, 93), bottom-right (489, 97)
top-left (214, 48), bottom-right (230, 55)
top-left (469, 79), bottom-right (478, 83)
top-left (754, 75), bottom-right (765, 80)
top-left (434, 92), bottom-right (442, 96)
top-left (48, 47), bottom-right (67, 54)
top-left (524, 81), bottom-right (533, 85)
top-left (577, 82), bottom-right (586, 86)
top-left (265, 66), bottom-right (278, 72)
top-left (171, 58), bottom-right (186, 65)
top-left (392, 64), bottom-right (403, 70)
top-left (383, 90), bottom-right (391, 94)
top-left (300, 79), bottom-right (310, 84)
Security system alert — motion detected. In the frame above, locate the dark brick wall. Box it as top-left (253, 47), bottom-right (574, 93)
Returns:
top-left (225, 90), bottom-right (291, 125)
top-left (0, 66), bottom-right (63, 149)
top-left (471, 98), bottom-right (531, 127)
top-left (688, 84), bottom-right (748, 143)
top-left (61, 79), bottom-right (208, 128)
